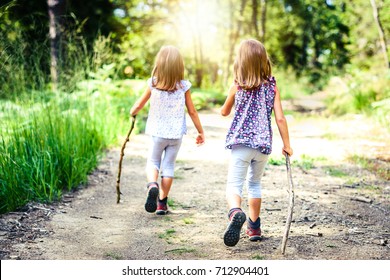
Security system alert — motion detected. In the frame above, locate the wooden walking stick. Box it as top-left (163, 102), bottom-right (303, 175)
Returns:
top-left (116, 115), bottom-right (136, 204)
top-left (281, 154), bottom-right (295, 254)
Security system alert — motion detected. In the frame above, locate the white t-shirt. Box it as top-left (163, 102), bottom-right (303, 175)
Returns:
top-left (145, 78), bottom-right (191, 139)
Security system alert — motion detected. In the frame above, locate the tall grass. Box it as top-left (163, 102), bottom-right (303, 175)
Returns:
top-left (0, 81), bottom-right (140, 214)
top-left (0, 9), bottom-right (140, 213)
top-left (0, 95), bottom-right (105, 212)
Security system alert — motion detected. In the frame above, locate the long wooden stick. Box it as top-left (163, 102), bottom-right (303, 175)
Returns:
top-left (281, 154), bottom-right (295, 254)
top-left (116, 116), bottom-right (136, 204)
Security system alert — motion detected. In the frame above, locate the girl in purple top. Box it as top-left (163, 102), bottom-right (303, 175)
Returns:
top-left (221, 39), bottom-right (293, 247)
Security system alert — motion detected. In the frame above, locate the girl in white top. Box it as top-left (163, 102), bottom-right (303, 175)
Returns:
top-left (130, 45), bottom-right (205, 215)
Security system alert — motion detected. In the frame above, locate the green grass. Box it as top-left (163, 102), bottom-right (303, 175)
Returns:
top-left (104, 252), bottom-right (123, 260)
top-left (269, 154), bottom-right (326, 171)
top-left (252, 254), bottom-right (266, 260)
top-left (158, 228), bottom-right (176, 244)
top-left (167, 197), bottom-right (187, 210)
top-left (295, 154), bottom-right (327, 170)
top-left (268, 156), bottom-right (285, 166)
top-left (324, 70), bottom-right (390, 126)
top-left (348, 155), bottom-right (390, 180)
top-left (158, 228), bottom-right (176, 239)
top-left (0, 98), bottom-right (103, 213)
top-left (0, 17), bottom-right (145, 214)
top-left (325, 167), bottom-right (347, 177)
top-left (0, 82), bottom-right (138, 214)
top-left (182, 218), bottom-right (194, 225)
top-left (294, 154), bottom-right (316, 170)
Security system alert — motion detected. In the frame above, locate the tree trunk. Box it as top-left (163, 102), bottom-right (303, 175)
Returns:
top-left (224, 0), bottom-right (247, 85)
top-left (251, 0), bottom-right (259, 39)
top-left (48, 0), bottom-right (65, 91)
top-left (260, 0), bottom-right (267, 42)
top-left (369, 0), bottom-right (389, 68)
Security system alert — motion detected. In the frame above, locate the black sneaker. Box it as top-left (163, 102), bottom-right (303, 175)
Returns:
top-left (144, 183), bottom-right (159, 213)
top-left (223, 210), bottom-right (246, 246)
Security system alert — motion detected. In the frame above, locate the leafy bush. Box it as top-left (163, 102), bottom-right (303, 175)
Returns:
top-left (191, 88), bottom-right (225, 110)
top-left (325, 70), bottom-right (390, 119)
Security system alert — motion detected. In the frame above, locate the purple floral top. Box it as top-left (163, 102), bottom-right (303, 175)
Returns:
top-left (225, 76), bottom-right (276, 154)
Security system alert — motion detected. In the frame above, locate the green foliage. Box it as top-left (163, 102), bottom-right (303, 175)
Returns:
top-left (158, 228), bottom-right (176, 244)
top-left (252, 254), bottom-right (266, 260)
top-left (325, 167), bottom-right (347, 177)
top-left (293, 154), bottom-right (327, 170)
top-left (104, 252), bottom-right (123, 260)
top-left (0, 82), bottom-right (138, 214)
top-left (274, 69), bottom-right (313, 99)
top-left (268, 157), bottom-right (285, 166)
top-left (0, 97), bottom-right (103, 213)
top-left (191, 88), bottom-right (225, 110)
top-left (0, 18), bottom-right (139, 213)
top-left (348, 155), bottom-right (390, 180)
top-left (182, 218), bottom-right (194, 225)
top-left (0, 17), bottom-right (49, 98)
top-left (268, 0), bottom-right (350, 87)
top-left (325, 70), bottom-right (390, 119)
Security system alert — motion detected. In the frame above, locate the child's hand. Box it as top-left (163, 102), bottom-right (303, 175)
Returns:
top-left (196, 133), bottom-right (205, 145)
top-left (283, 147), bottom-right (293, 157)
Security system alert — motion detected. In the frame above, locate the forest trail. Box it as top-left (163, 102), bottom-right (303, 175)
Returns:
top-left (1, 102), bottom-right (389, 260)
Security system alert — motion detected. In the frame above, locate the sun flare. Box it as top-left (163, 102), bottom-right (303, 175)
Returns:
top-left (173, 0), bottom-right (222, 58)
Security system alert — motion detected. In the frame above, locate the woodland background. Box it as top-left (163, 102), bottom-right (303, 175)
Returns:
top-left (0, 0), bottom-right (389, 214)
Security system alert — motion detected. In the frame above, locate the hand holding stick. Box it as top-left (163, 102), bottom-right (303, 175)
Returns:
top-left (116, 115), bottom-right (136, 204)
top-left (281, 154), bottom-right (295, 254)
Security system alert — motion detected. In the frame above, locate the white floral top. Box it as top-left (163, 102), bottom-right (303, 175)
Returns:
top-left (145, 78), bottom-right (191, 139)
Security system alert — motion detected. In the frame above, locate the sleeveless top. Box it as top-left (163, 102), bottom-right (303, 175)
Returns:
top-left (145, 77), bottom-right (191, 139)
top-left (225, 76), bottom-right (276, 154)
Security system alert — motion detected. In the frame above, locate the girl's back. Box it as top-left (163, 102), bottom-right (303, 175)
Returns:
top-left (146, 78), bottom-right (191, 139)
top-left (226, 77), bottom-right (276, 154)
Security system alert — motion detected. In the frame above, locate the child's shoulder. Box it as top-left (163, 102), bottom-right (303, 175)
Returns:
top-left (264, 76), bottom-right (276, 85)
top-left (261, 76), bottom-right (276, 91)
top-left (178, 80), bottom-right (191, 92)
top-left (147, 77), bottom-right (156, 89)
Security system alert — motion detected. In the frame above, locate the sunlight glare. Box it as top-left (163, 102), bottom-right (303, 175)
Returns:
top-left (175, 0), bottom-right (220, 55)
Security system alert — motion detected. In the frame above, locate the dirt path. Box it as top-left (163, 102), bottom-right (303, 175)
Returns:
top-left (1, 108), bottom-right (389, 260)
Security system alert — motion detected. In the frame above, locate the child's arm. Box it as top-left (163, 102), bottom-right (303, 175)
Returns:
top-left (130, 87), bottom-right (151, 116)
top-left (185, 90), bottom-right (205, 145)
top-left (221, 84), bottom-right (237, 116)
top-left (273, 86), bottom-right (293, 156)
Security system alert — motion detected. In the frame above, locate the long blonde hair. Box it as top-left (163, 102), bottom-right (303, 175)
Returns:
top-left (233, 39), bottom-right (272, 90)
top-left (151, 45), bottom-right (185, 91)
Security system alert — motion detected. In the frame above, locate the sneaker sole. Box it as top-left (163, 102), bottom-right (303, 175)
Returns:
top-left (156, 209), bottom-right (168, 215)
top-left (248, 235), bottom-right (262, 241)
top-left (223, 212), bottom-right (246, 247)
top-left (144, 187), bottom-right (159, 213)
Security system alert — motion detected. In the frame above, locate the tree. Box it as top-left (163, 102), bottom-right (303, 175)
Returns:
top-left (48, 0), bottom-right (65, 90)
top-left (260, 0), bottom-right (267, 42)
top-left (224, 0), bottom-right (247, 85)
top-left (369, 0), bottom-right (389, 68)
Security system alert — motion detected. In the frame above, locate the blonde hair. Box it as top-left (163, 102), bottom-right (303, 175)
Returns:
top-left (233, 39), bottom-right (272, 90)
top-left (151, 45), bottom-right (185, 91)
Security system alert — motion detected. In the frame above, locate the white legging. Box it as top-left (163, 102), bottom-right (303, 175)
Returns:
top-left (146, 136), bottom-right (183, 178)
top-left (226, 145), bottom-right (269, 199)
